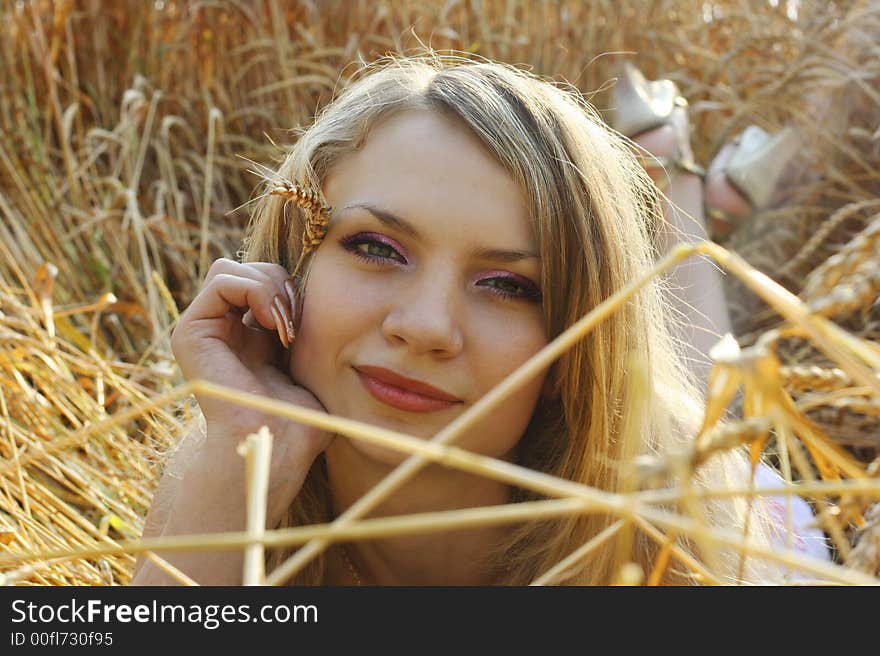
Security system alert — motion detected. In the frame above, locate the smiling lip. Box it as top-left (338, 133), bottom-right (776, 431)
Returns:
top-left (354, 365), bottom-right (462, 413)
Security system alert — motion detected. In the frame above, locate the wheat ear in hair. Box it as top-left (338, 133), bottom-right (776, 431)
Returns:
top-left (269, 179), bottom-right (333, 280)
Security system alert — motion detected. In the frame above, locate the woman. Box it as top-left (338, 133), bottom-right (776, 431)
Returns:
top-left (132, 53), bottom-right (819, 586)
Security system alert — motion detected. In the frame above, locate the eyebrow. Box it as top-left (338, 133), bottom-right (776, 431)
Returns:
top-left (341, 202), bottom-right (541, 262)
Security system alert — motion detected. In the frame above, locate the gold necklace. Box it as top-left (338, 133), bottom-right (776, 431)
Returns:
top-left (341, 546), bottom-right (365, 586)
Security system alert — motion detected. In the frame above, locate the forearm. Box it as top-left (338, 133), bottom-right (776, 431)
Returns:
top-left (132, 425), bottom-right (202, 584)
top-left (131, 427), bottom-right (311, 586)
top-left (131, 428), bottom-right (250, 585)
top-left (132, 453), bottom-right (250, 585)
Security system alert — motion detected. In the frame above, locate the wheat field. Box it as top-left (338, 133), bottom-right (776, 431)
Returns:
top-left (0, 0), bottom-right (878, 586)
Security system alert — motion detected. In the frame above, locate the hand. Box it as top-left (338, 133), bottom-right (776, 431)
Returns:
top-left (170, 258), bottom-right (335, 488)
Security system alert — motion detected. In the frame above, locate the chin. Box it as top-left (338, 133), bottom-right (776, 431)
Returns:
top-left (348, 439), bottom-right (416, 468)
top-left (343, 411), bottom-right (521, 468)
top-left (345, 408), bottom-right (440, 463)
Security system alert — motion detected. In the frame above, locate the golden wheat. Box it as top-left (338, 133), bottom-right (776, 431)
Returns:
top-left (0, 0), bottom-right (877, 586)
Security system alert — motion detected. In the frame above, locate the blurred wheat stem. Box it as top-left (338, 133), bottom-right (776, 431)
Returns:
top-left (782, 416), bottom-right (855, 559)
top-left (4, 496), bottom-right (875, 585)
top-left (646, 530), bottom-right (677, 586)
top-left (640, 478), bottom-right (880, 505)
top-left (698, 242), bottom-right (880, 396)
top-left (0, 499), bottom-right (616, 565)
top-left (774, 408), bottom-right (796, 490)
top-left (631, 516), bottom-right (720, 585)
top-left (795, 386), bottom-right (877, 412)
top-left (3, 381), bottom-right (868, 582)
top-left (142, 552), bottom-right (198, 586)
top-left (189, 381), bottom-right (626, 504)
top-left (774, 415), bottom-right (810, 568)
top-left (264, 244), bottom-right (700, 585)
top-left (238, 426), bottom-right (273, 586)
top-left (530, 519), bottom-right (626, 585)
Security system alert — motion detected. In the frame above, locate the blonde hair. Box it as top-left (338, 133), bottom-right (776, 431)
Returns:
top-left (240, 52), bottom-right (776, 585)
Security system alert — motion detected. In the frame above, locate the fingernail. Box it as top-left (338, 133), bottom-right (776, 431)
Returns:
top-left (269, 305), bottom-right (290, 349)
top-left (284, 279), bottom-right (298, 325)
top-left (272, 295), bottom-right (296, 345)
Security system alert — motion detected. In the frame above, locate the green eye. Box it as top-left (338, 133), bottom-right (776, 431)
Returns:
top-left (340, 234), bottom-right (408, 264)
top-left (361, 242), bottom-right (396, 258)
top-left (489, 279), bottom-right (520, 293)
top-left (477, 277), bottom-right (542, 302)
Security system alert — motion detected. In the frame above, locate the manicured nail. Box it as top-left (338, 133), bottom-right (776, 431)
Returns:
top-left (272, 295), bottom-right (296, 345)
top-left (269, 305), bottom-right (290, 349)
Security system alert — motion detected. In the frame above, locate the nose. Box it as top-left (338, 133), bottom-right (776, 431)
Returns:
top-left (381, 268), bottom-right (464, 357)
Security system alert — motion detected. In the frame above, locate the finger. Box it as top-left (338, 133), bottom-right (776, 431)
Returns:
top-left (245, 262), bottom-right (300, 329)
top-left (244, 262), bottom-right (294, 288)
top-left (241, 309), bottom-right (264, 331)
top-left (184, 274), bottom-right (292, 347)
top-left (196, 261), bottom-right (296, 340)
top-left (203, 259), bottom-right (299, 334)
top-left (240, 308), bottom-right (286, 345)
top-left (201, 258), bottom-right (284, 301)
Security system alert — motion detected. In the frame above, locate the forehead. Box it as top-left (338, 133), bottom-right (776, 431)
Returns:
top-left (323, 109), bottom-right (535, 250)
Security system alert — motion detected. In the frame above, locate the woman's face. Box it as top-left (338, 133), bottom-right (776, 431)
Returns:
top-left (289, 108), bottom-right (549, 465)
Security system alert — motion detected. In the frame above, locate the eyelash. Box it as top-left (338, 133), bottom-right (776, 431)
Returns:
top-left (339, 233), bottom-right (542, 302)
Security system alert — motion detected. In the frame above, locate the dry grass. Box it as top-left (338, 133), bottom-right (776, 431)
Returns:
top-left (0, 0), bottom-right (878, 585)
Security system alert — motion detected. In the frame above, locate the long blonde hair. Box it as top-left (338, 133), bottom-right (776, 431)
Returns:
top-left (240, 52), bottom-right (775, 585)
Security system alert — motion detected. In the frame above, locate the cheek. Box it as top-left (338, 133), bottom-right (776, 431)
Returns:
top-left (458, 322), bottom-right (548, 458)
top-left (469, 312), bottom-right (547, 397)
top-left (287, 256), bottom-right (373, 394)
